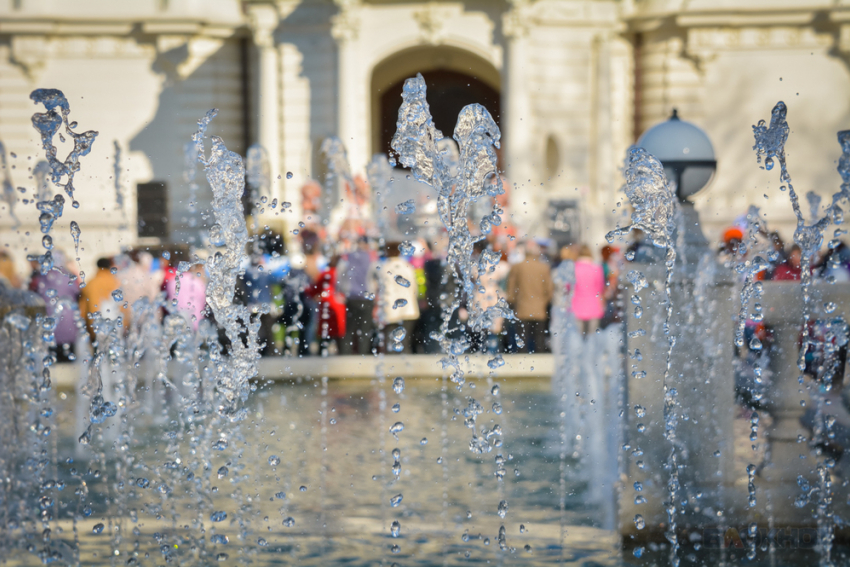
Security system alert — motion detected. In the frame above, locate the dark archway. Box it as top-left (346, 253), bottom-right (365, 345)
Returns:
top-left (378, 70), bottom-right (501, 155)
top-left (371, 46), bottom-right (501, 156)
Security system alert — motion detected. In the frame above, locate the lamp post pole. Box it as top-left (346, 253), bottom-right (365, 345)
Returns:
top-left (637, 109), bottom-right (717, 271)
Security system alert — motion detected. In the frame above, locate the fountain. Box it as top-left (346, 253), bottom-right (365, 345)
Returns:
top-left (2, 75), bottom-right (850, 567)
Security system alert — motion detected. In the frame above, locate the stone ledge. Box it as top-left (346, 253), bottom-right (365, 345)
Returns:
top-left (49, 354), bottom-right (556, 389)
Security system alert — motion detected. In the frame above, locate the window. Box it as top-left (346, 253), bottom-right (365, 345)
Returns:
top-left (545, 135), bottom-right (560, 180)
top-left (137, 181), bottom-right (168, 239)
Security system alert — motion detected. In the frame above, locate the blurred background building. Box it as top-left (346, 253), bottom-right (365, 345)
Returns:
top-left (1, 0), bottom-right (850, 272)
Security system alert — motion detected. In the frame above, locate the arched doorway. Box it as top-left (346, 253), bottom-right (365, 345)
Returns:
top-left (371, 46), bottom-right (501, 156)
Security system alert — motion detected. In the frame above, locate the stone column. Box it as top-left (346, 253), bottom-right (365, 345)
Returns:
top-left (249, 4), bottom-right (281, 201)
top-left (758, 282), bottom-right (831, 527)
top-left (331, 0), bottom-right (366, 172)
top-left (620, 258), bottom-right (738, 538)
top-left (501, 1), bottom-right (535, 232)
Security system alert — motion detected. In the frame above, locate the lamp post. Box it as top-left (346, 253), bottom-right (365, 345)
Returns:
top-left (621, 111), bottom-right (736, 542)
top-left (637, 109), bottom-right (717, 269)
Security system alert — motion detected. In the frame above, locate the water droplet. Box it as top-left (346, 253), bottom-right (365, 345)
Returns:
top-left (390, 494), bottom-right (403, 507)
top-left (391, 403), bottom-right (400, 413)
top-left (135, 478), bottom-right (150, 488)
top-left (286, 171), bottom-right (293, 179)
top-left (257, 537), bottom-right (267, 546)
top-left (634, 405), bottom-right (646, 418)
top-left (634, 514), bottom-right (645, 530)
top-left (217, 466), bottom-right (228, 479)
top-left (389, 422), bottom-right (404, 436)
top-left (420, 437), bottom-right (428, 445)
top-left (268, 455), bottom-right (280, 467)
top-left (211, 534), bottom-right (228, 544)
top-left (212, 439), bottom-right (228, 450)
top-left (395, 199), bottom-right (415, 215)
top-left (391, 326), bottom-right (406, 343)
top-left (300, 485), bottom-right (307, 492)
top-left (497, 500), bottom-right (508, 518)
top-left (210, 511), bottom-right (227, 522)
top-left (399, 241), bottom-right (415, 255)
top-left (111, 289), bottom-right (123, 302)
top-left (633, 546), bottom-right (644, 558)
top-left (394, 275), bottom-right (411, 288)
top-left (5, 312), bottom-right (30, 331)
top-left (92, 523), bottom-right (104, 534)
top-left (392, 298), bottom-right (408, 310)
top-left (283, 517), bottom-right (295, 527)
top-left (393, 377), bottom-right (405, 394)
top-left (390, 520), bottom-right (401, 537)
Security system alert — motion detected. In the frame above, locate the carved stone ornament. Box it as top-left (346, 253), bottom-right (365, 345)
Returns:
top-left (331, 0), bottom-right (361, 42)
top-left (10, 35), bottom-right (48, 81)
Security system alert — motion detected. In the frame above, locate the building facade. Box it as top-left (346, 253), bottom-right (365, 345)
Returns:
top-left (1, 0), bottom-right (850, 273)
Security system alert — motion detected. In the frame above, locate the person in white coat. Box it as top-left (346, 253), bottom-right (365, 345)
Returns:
top-left (374, 243), bottom-right (420, 353)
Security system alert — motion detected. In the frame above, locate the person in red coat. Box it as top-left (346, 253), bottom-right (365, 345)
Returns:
top-left (773, 244), bottom-right (804, 281)
top-left (308, 256), bottom-right (347, 355)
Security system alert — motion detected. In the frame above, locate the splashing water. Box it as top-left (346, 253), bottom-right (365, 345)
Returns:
top-left (193, 108), bottom-right (259, 419)
top-left (606, 145), bottom-right (680, 565)
top-left (391, 73), bottom-right (512, 386)
top-left (113, 140), bottom-right (124, 217)
top-left (390, 72), bottom-right (515, 552)
top-left (752, 102), bottom-right (850, 566)
top-left (246, 144), bottom-right (271, 203)
top-left (0, 141), bottom-right (18, 225)
top-left (366, 153), bottom-right (392, 244)
top-left (30, 89), bottom-right (98, 206)
top-left (28, 89), bottom-right (98, 278)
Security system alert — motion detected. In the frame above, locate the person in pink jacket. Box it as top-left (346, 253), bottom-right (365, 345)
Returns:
top-left (570, 244), bottom-right (605, 336)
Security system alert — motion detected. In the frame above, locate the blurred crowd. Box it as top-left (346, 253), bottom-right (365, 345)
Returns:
top-left (2, 217), bottom-right (847, 363)
top-left (0, 230), bottom-right (626, 360)
top-left (718, 226), bottom-right (850, 283)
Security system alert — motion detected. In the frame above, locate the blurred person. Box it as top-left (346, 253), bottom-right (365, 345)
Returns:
top-left (281, 254), bottom-right (315, 357)
top-left (550, 245), bottom-right (577, 355)
top-left (626, 229), bottom-right (666, 264)
top-left (376, 242), bottom-right (420, 353)
top-left (416, 235), bottom-right (454, 354)
top-left (165, 263), bottom-right (207, 331)
top-left (506, 240), bottom-right (553, 353)
top-left (337, 236), bottom-right (377, 355)
top-left (773, 244), bottom-right (804, 281)
top-left (29, 249), bottom-right (80, 362)
top-left (474, 241), bottom-right (510, 353)
top-left (818, 240), bottom-right (850, 282)
top-left (765, 231), bottom-right (786, 279)
top-left (120, 250), bottom-right (163, 308)
top-left (600, 245), bottom-right (623, 328)
top-left (79, 257), bottom-right (129, 343)
top-left (299, 229), bottom-right (326, 353)
top-left (571, 244), bottom-right (605, 337)
top-left (718, 226), bottom-right (744, 267)
top-left (0, 249), bottom-right (21, 288)
top-left (242, 257), bottom-right (276, 355)
top-left (308, 255), bottom-right (346, 355)
top-left (300, 229), bottom-right (327, 282)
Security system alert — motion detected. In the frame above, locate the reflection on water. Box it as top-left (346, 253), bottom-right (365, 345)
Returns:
top-left (5, 375), bottom-right (839, 566)
top-left (7, 377), bottom-right (618, 566)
